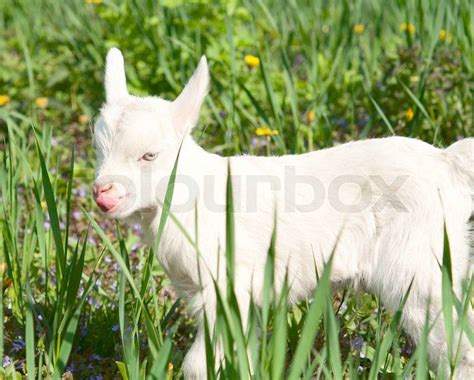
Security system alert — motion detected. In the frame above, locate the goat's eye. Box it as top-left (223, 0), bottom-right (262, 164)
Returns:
top-left (140, 152), bottom-right (158, 161)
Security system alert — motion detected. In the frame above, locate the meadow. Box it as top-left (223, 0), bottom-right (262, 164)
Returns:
top-left (0, 0), bottom-right (473, 378)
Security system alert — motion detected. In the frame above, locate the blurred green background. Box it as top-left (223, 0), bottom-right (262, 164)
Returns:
top-left (0, 0), bottom-right (472, 378)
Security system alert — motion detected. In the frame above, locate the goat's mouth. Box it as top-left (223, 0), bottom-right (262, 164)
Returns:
top-left (95, 194), bottom-right (125, 214)
top-left (101, 194), bottom-right (147, 219)
top-left (95, 191), bottom-right (157, 219)
top-left (99, 201), bottom-right (121, 214)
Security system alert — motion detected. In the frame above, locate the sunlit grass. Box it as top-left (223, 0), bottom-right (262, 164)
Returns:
top-left (0, 0), bottom-right (472, 378)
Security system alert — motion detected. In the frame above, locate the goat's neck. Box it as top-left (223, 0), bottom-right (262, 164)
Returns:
top-left (178, 136), bottom-right (227, 179)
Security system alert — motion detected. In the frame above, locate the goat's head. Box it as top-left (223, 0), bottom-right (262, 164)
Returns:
top-left (93, 48), bottom-right (209, 219)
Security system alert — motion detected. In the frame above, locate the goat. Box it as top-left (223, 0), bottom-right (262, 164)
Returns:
top-left (93, 48), bottom-right (473, 379)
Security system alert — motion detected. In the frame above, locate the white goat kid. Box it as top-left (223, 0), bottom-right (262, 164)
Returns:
top-left (93, 48), bottom-right (473, 379)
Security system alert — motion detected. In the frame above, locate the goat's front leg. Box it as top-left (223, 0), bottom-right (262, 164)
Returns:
top-left (182, 287), bottom-right (219, 380)
top-left (182, 286), bottom-right (251, 380)
top-left (182, 319), bottom-right (210, 380)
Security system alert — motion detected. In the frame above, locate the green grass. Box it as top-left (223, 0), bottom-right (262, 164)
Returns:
top-left (0, 0), bottom-right (473, 378)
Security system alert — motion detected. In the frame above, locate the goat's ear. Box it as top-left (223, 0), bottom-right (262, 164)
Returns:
top-left (105, 48), bottom-right (128, 104)
top-left (173, 56), bottom-right (209, 133)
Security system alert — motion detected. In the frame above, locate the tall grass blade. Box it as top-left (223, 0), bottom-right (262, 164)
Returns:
top-left (25, 282), bottom-right (35, 378)
top-left (34, 133), bottom-right (65, 282)
top-left (287, 255), bottom-right (333, 380)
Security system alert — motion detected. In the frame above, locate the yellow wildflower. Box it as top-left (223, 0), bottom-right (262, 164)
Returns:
top-left (439, 30), bottom-right (447, 41)
top-left (438, 29), bottom-right (451, 42)
top-left (353, 24), bottom-right (365, 34)
top-left (167, 363), bottom-right (174, 373)
top-left (85, 0), bottom-right (102, 4)
top-left (400, 22), bottom-right (415, 34)
top-left (305, 111), bottom-right (316, 123)
top-left (0, 95), bottom-right (11, 106)
top-left (79, 114), bottom-right (90, 125)
top-left (404, 107), bottom-right (414, 122)
top-left (35, 97), bottom-right (49, 109)
top-left (255, 127), bottom-right (278, 136)
top-left (244, 55), bottom-right (260, 69)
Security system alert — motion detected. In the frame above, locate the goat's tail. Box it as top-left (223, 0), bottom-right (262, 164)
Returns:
top-left (448, 138), bottom-right (474, 164)
top-left (446, 138), bottom-right (474, 215)
top-left (446, 137), bottom-right (474, 215)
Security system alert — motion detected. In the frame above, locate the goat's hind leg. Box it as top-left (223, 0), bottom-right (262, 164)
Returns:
top-left (442, 193), bottom-right (474, 378)
top-left (399, 234), bottom-right (473, 378)
top-left (401, 289), bottom-right (473, 379)
top-left (371, 209), bottom-right (472, 378)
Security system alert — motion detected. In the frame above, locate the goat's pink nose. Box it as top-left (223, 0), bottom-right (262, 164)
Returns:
top-left (93, 183), bottom-right (113, 198)
top-left (93, 183), bottom-right (120, 213)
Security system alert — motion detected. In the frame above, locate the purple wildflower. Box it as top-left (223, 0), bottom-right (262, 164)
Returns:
top-left (3, 355), bottom-right (11, 367)
top-left (78, 185), bottom-right (87, 198)
top-left (335, 117), bottom-right (349, 128)
top-left (251, 137), bottom-right (268, 148)
top-left (72, 210), bottom-right (81, 220)
top-left (12, 338), bottom-right (26, 352)
top-left (131, 223), bottom-right (142, 234)
top-left (351, 336), bottom-right (364, 350)
top-left (87, 296), bottom-right (101, 309)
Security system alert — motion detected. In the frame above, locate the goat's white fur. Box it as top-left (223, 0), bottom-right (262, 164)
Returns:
top-left (94, 48), bottom-right (474, 379)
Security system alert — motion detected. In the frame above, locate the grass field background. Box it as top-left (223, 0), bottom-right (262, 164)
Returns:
top-left (0, 0), bottom-right (473, 378)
